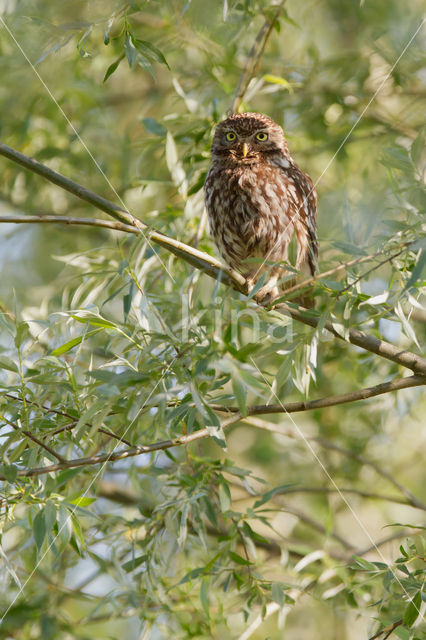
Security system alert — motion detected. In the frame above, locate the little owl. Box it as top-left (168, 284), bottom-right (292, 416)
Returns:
top-left (204, 112), bottom-right (318, 302)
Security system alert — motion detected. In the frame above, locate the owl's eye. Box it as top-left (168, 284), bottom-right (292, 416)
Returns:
top-left (225, 131), bottom-right (236, 141)
top-left (255, 132), bottom-right (268, 141)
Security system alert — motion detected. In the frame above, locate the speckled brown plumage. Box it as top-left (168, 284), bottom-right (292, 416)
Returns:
top-left (204, 112), bottom-right (318, 300)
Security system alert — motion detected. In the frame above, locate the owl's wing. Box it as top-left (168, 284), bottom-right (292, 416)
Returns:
top-left (285, 163), bottom-right (318, 276)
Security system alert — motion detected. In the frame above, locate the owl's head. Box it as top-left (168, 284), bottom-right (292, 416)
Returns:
top-left (210, 112), bottom-right (290, 163)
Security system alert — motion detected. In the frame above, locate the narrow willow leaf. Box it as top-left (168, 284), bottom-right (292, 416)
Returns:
top-left (218, 481), bottom-right (231, 512)
top-left (133, 38), bottom-right (170, 69)
top-left (247, 273), bottom-right (267, 299)
top-left (232, 375), bottom-right (247, 417)
top-left (200, 578), bottom-right (210, 618)
top-left (177, 503), bottom-right (189, 548)
top-left (122, 554), bottom-right (148, 572)
top-left (124, 32), bottom-right (137, 68)
top-left (271, 582), bottom-right (285, 607)
top-left (51, 329), bottom-right (101, 355)
top-left (410, 126), bottom-right (425, 166)
top-left (0, 543), bottom-right (21, 588)
top-left (229, 551), bottom-right (252, 565)
top-left (33, 509), bottom-right (46, 551)
top-left (403, 590), bottom-right (421, 627)
top-left (44, 501), bottom-right (57, 531)
top-left (68, 497), bottom-right (96, 507)
top-left (0, 356), bottom-right (18, 373)
top-left (103, 54), bottom-right (124, 83)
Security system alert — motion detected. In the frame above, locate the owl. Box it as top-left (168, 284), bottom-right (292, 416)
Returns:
top-left (204, 112), bottom-right (318, 302)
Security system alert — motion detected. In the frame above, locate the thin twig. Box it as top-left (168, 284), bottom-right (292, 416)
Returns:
top-left (230, 1), bottom-right (287, 114)
top-left (281, 242), bottom-right (413, 300)
top-left (230, 478), bottom-right (354, 549)
top-left (281, 251), bottom-right (383, 298)
top-left (97, 427), bottom-right (133, 447)
top-left (338, 245), bottom-right (411, 296)
top-left (353, 532), bottom-right (409, 559)
top-left (4, 392), bottom-right (76, 420)
top-left (1, 415), bottom-right (66, 463)
top-left (263, 486), bottom-right (417, 507)
top-left (369, 619), bottom-right (403, 640)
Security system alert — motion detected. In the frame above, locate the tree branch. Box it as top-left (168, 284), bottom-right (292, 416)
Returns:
top-left (1, 415), bottom-right (66, 463)
top-left (1, 142), bottom-right (425, 375)
top-left (281, 242), bottom-right (413, 300)
top-left (0, 143), bottom-right (246, 292)
top-left (206, 375), bottom-right (425, 415)
top-left (275, 303), bottom-right (426, 376)
top-left (1, 375), bottom-right (423, 481)
top-left (369, 619), bottom-right (403, 640)
top-left (337, 245), bottom-right (413, 296)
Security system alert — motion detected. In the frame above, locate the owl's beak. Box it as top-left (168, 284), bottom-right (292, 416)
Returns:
top-left (242, 142), bottom-right (249, 158)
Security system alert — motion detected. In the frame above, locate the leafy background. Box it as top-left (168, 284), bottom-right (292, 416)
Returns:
top-left (0, 1), bottom-right (425, 639)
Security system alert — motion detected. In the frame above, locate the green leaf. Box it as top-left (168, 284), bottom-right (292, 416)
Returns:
top-left (263, 74), bottom-right (293, 92)
top-left (229, 550), bottom-right (252, 565)
top-left (0, 464), bottom-right (19, 482)
top-left (0, 355), bottom-right (18, 373)
top-left (123, 281), bottom-right (134, 321)
top-left (103, 16), bottom-right (114, 45)
top-left (136, 53), bottom-right (155, 78)
top-left (403, 249), bottom-right (425, 292)
top-left (410, 127), bottom-right (425, 166)
top-left (403, 590), bottom-right (422, 627)
top-left (141, 117), bottom-right (167, 137)
top-left (68, 497), bottom-right (96, 507)
top-left (218, 481), bottom-right (232, 512)
top-left (351, 556), bottom-right (378, 572)
top-left (71, 513), bottom-right (86, 551)
top-left (179, 567), bottom-right (206, 584)
top-left (44, 501), bottom-right (57, 531)
top-left (232, 375), bottom-right (247, 417)
top-left (187, 170), bottom-right (207, 196)
top-left (14, 322), bottom-right (29, 348)
top-left (200, 578), bottom-right (210, 618)
top-left (133, 38), bottom-right (170, 69)
top-left (177, 503), bottom-right (189, 548)
top-left (122, 554), bottom-right (148, 572)
top-left (33, 509), bottom-right (46, 551)
top-left (103, 54), bottom-right (124, 83)
top-left (381, 148), bottom-right (412, 173)
top-left (271, 582), bottom-right (285, 607)
top-left (56, 504), bottom-right (72, 552)
top-left (50, 329), bottom-right (101, 355)
top-left (242, 521), bottom-right (269, 545)
top-left (253, 484), bottom-right (296, 509)
top-left (124, 32), bottom-right (137, 68)
top-left (247, 273), bottom-right (268, 299)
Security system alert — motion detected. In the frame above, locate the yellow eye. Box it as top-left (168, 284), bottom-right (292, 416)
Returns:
top-left (255, 132), bottom-right (268, 141)
top-left (226, 131), bottom-right (236, 141)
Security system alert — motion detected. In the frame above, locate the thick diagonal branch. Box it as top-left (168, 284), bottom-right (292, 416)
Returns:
top-left (0, 143), bottom-right (246, 292)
